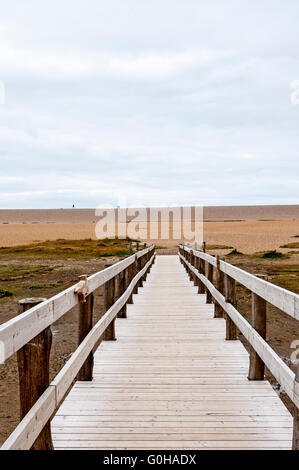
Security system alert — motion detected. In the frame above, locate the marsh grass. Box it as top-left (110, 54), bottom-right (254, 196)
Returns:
top-left (207, 244), bottom-right (234, 250)
top-left (0, 238), bottom-right (135, 260)
top-left (0, 288), bottom-right (13, 298)
top-left (227, 248), bottom-right (244, 256)
top-left (280, 242), bottom-right (299, 249)
top-left (259, 250), bottom-right (289, 260)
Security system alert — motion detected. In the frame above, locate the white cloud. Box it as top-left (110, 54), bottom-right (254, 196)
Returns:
top-left (108, 49), bottom-right (224, 79)
top-left (0, 0), bottom-right (298, 208)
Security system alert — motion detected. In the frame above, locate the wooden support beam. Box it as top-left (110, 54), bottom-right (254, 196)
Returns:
top-left (77, 287), bottom-right (94, 381)
top-left (224, 275), bottom-right (237, 340)
top-left (103, 277), bottom-right (116, 341)
top-left (17, 298), bottom-right (53, 450)
top-left (215, 256), bottom-right (225, 318)
top-left (117, 271), bottom-right (126, 318)
top-left (248, 274), bottom-right (267, 381)
top-left (206, 263), bottom-right (214, 304)
top-left (141, 253), bottom-right (147, 284)
top-left (193, 256), bottom-right (200, 289)
top-left (198, 258), bottom-right (205, 294)
top-left (133, 255), bottom-right (140, 294)
top-left (126, 262), bottom-right (134, 305)
top-left (190, 250), bottom-right (195, 283)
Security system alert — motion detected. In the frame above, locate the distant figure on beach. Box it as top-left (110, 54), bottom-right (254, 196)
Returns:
top-left (72, 204), bottom-right (75, 208)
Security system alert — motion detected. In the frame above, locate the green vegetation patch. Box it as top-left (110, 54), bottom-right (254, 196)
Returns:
top-left (280, 242), bottom-right (299, 249)
top-left (207, 244), bottom-right (234, 250)
top-left (227, 249), bottom-right (244, 256)
top-left (0, 288), bottom-right (13, 298)
top-left (259, 250), bottom-right (289, 260)
top-left (0, 238), bottom-right (136, 260)
top-left (265, 265), bottom-right (299, 275)
top-left (0, 264), bottom-right (54, 281)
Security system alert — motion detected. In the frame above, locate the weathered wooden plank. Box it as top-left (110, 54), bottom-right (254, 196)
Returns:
top-left (51, 255), bottom-right (293, 450)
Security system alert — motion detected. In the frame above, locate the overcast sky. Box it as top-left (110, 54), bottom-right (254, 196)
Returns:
top-left (0, 0), bottom-right (298, 209)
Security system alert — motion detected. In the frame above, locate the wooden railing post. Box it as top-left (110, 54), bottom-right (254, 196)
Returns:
top-left (103, 277), bottom-right (116, 340)
top-left (141, 253), bottom-right (147, 283)
top-left (206, 262), bottom-right (214, 304)
top-left (215, 256), bottom-right (225, 318)
top-left (17, 297), bottom-right (54, 450)
top-left (293, 366), bottom-right (299, 450)
top-left (224, 275), bottom-right (237, 340)
top-left (203, 241), bottom-right (206, 253)
top-left (77, 277), bottom-right (94, 380)
top-left (198, 257), bottom-right (205, 294)
top-left (133, 254), bottom-right (140, 294)
top-left (126, 262), bottom-right (135, 305)
top-left (117, 270), bottom-right (126, 318)
top-left (144, 249), bottom-right (152, 279)
top-left (189, 250), bottom-right (195, 283)
top-left (248, 274), bottom-right (267, 380)
top-left (193, 255), bottom-right (200, 290)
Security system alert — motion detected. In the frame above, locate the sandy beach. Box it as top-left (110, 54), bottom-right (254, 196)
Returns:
top-left (0, 206), bottom-right (298, 253)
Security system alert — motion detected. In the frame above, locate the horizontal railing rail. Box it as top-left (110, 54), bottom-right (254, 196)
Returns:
top-left (178, 243), bottom-right (299, 450)
top-left (0, 244), bottom-right (155, 450)
top-left (0, 244), bottom-right (154, 363)
top-left (180, 245), bottom-right (299, 320)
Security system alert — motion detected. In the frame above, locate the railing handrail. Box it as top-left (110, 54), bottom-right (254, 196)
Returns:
top-left (0, 244), bottom-right (155, 364)
top-left (179, 244), bottom-right (299, 320)
top-left (178, 246), bottom-right (299, 412)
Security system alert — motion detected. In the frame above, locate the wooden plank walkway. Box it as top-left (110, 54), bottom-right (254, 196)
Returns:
top-left (51, 255), bottom-right (293, 449)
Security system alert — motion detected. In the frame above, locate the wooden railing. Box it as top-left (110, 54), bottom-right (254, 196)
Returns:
top-left (178, 243), bottom-right (299, 450)
top-left (0, 244), bottom-right (155, 450)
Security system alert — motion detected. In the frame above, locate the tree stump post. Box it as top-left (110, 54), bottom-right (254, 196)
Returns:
top-left (215, 255), bottom-right (225, 318)
top-left (77, 278), bottom-right (94, 380)
top-left (188, 251), bottom-right (192, 280)
top-left (248, 274), bottom-right (267, 380)
top-left (189, 250), bottom-right (195, 284)
top-left (117, 270), bottom-right (126, 318)
top-left (194, 255), bottom-right (200, 290)
top-left (198, 258), bottom-right (205, 294)
top-left (224, 274), bottom-right (237, 340)
top-left (206, 263), bottom-right (214, 304)
top-left (103, 277), bottom-right (116, 341)
top-left (126, 262), bottom-right (135, 305)
top-left (17, 298), bottom-right (54, 450)
top-left (133, 255), bottom-right (140, 294)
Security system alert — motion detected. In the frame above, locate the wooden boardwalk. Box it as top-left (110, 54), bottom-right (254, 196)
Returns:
top-left (52, 255), bottom-right (293, 450)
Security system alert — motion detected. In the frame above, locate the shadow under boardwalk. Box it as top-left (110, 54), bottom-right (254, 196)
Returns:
top-left (52, 255), bottom-right (293, 449)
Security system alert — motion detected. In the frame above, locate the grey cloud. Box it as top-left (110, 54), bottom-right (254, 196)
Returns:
top-left (0, 0), bottom-right (298, 208)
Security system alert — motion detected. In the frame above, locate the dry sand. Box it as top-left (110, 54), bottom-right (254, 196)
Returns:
top-left (0, 206), bottom-right (298, 253)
